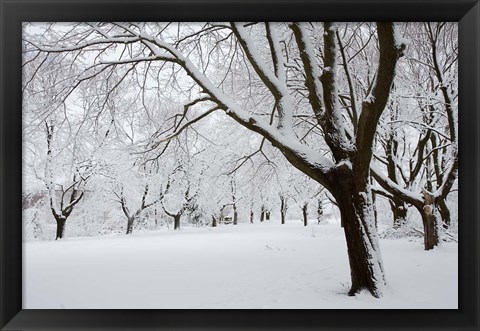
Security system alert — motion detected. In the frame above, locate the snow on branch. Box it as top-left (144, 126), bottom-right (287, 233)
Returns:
top-left (321, 22), bottom-right (353, 160)
top-left (24, 36), bottom-right (144, 54)
top-left (29, 22), bottom-right (336, 189)
top-left (265, 22), bottom-right (286, 82)
top-left (355, 23), bottom-right (405, 184)
top-left (87, 55), bottom-right (177, 68)
top-left (128, 26), bottom-right (334, 177)
top-left (371, 164), bottom-right (423, 205)
top-left (432, 147), bottom-right (458, 200)
top-left (230, 23), bottom-right (284, 96)
top-left (150, 106), bottom-right (220, 147)
top-left (231, 22), bottom-right (293, 132)
top-left (289, 23), bottom-right (325, 128)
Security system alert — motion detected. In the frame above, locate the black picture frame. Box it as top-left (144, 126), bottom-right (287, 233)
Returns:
top-left (1, 0), bottom-right (478, 330)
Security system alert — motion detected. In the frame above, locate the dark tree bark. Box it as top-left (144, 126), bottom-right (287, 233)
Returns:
top-left (418, 206), bottom-right (439, 250)
top-left (260, 206), bottom-right (265, 222)
top-left (266, 211), bottom-right (271, 221)
top-left (233, 205), bottom-right (238, 225)
top-left (438, 199), bottom-right (451, 229)
top-left (338, 195), bottom-right (384, 297)
top-left (371, 188), bottom-right (378, 228)
top-left (327, 167), bottom-right (386, 297)
top-left (250, 210), bottom-right (254, 224)
top-left (55, 216), bottom-right (66, 240)
top-left (212, 215), bottom-right (217, 227)
top-left (126, 217), bottom-right (135, 235)
top-left (280, 196), bottom-right (286, 225)
top-left (419, 191), bottom-right (440, 249)
top-left (173, 214), bottom-right (181, 230)
top-left (302, 203), bottom-right (308, 227)
top-left (390, 199), bottom-right (407, 229)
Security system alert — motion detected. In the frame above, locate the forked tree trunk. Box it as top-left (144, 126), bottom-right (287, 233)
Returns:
top-left (302, 203), bottom-right (308, 227)
top-left (390, 199), bottom-right (407, 229)
top-left (419, 191), bottom-right (440, 250)
top-left (336, 188), bottom-right (385, 298)
top-left (55, 216), bottom-right (66, 240)
top-left (173, 214), bottom-right (181, 230)
top-left (376, 178), bottom-right (442, 251)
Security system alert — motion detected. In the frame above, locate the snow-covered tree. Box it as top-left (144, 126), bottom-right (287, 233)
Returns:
top-left (23, 22), bottom-right (433, 298)
top-left (371, 23), bottom-right (458, 250)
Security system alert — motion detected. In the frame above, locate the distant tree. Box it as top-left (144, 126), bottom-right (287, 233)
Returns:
top-left (114, 181), bottom-right (163, 235)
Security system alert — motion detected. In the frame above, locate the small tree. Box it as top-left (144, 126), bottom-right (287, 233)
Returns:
top-left (44, 122), bottom-right (93, 240)
top-left (115, 183), bottom-right (163, 235)
top-left (280, 195), bottom-right (287, 225)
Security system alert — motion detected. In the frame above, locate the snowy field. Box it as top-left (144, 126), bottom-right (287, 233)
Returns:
top-left (23, 220), bottom-right (458, 309)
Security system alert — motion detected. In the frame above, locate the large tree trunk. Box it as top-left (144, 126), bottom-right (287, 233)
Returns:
top-left (126, 217), bottom-right (135, 235)
top-left (419, 191), bottom-right (440, 250)
top-left (302, 203), bottom-right (308, 227)
top-left (260, 206), bottom-right (265, 222)
top-left (55, 216), bottom-right (66, 240)
top-left (390, 199), bottom-right (407, 229)
top-left (336, 189), bottom-right (386, 298)
top-left (280, 196), bottom-right (286, 225)
top-left (419, 207), bottom-right (439, 250)
top-left (212, 215), bottom-right (217, 227)
top-left (266, 211), bottom-right (270, 221)
top-left (173, 214), bottom-right (181, 230)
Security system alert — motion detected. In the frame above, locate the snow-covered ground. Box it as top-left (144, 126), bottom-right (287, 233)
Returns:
top-left (23, 220), bottom-right (458, 309)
